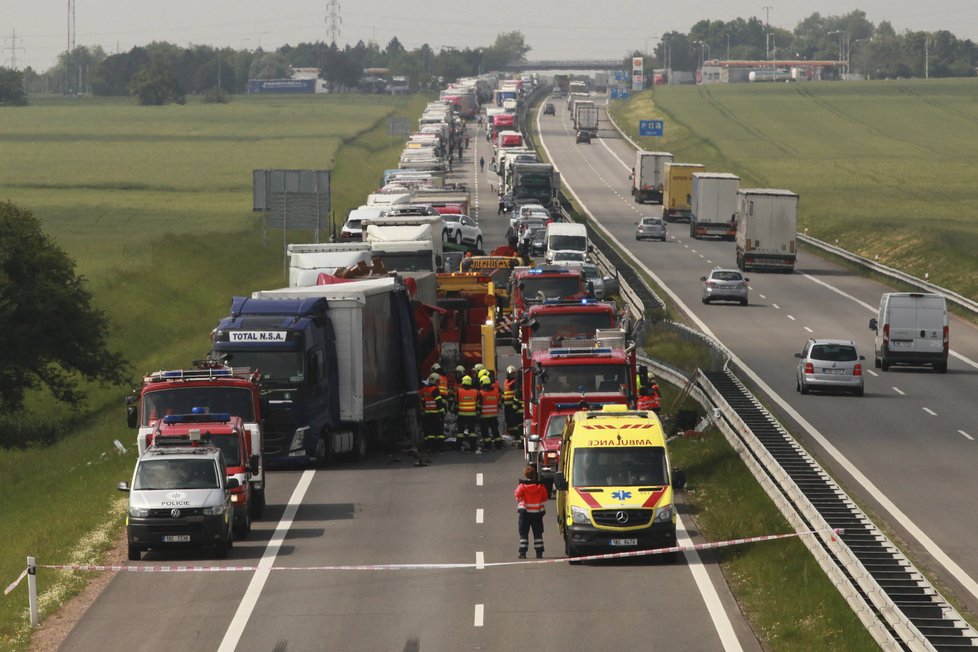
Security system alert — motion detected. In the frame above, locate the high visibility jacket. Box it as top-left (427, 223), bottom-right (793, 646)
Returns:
top-left (637, 393), bottom-right (660, 411)
top-left (457, 387), bottom-right (480, 417)
top-left (435, 373), bottom-right (449, 397)
top-left (480, 385), bottom-right (501, 417)
top-left (515, 480), bottom-right (548, 513)
top-left (503, 377), bottom-right (517, 405)
top-left (422, 385), bottom-right (445, 414)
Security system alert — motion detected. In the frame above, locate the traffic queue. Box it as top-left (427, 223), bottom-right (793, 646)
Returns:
top-left (117, 73), bottom-right (681, 564)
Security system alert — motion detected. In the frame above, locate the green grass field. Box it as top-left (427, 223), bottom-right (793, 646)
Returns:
top-left (611, 79), bottom-right (978, 298)
top-left (0, 93), bottom-right (428, 650)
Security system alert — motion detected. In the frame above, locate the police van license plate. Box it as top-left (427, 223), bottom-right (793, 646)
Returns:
top-left (163, 535), bottom-right (191, 543)
top-left (610, 538), bottom-right (638, 546)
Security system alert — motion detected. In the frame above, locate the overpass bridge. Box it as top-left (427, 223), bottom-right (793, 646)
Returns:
top-left (501, 59), bottom-right (625, 71)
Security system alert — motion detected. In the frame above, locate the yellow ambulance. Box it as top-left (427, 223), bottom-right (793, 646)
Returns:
top-left (553, 404), bottom-right (686, 561)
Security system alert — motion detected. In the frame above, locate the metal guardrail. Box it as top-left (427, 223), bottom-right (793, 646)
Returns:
top-left (587, 98), bottom-right (978, 650)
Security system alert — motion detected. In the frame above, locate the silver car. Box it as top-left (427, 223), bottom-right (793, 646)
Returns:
top-left (635, 216), bottom-right (667, 241)
top-left (795, 338), bottom-right (865, 396)
top-left (701, 268), bottom-right (749, 305)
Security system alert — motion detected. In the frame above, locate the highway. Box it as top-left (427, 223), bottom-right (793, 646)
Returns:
top-left (59, 116), bottom-right (763, 651)
top-left (536, 94), bottom-right (978, 617)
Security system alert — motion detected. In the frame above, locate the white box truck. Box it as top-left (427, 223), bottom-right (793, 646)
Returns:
top-left (362, 215), bottom-right (445, 273)
top-left (690, 172), bottom-right (740, 240)
top-left (869, 292), bottom-right (949, 372)
top-left (734, 189), bottom-right (798, 272)
top-left (631, 151), bottom-right (673, 204)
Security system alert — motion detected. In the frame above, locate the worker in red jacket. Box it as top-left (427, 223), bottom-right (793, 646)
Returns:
top-left (455, 375), bottom-right (481, 452)
top-left (479, 376), bottom-right (502, 451)
top-left (515, 465), bottom-right (548, 559)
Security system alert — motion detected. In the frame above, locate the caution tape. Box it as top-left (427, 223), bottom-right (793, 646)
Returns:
top-left (3, 528), bottom-right (842, 588)
top-left (4, 568), bottom-right (28, 596)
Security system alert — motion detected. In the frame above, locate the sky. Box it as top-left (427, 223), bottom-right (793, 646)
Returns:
top-left (2, 0), bottom-right (976, 72)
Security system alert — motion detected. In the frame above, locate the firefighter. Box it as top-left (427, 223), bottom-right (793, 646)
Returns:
top-left (479, 376), bottom-right (503, 451)
top-left (455, 375), bottom-right (481, 452)
top-left (637, 371), bottom-right (662, 413)
top-left (421, 373), bottom-right (447, 453)
top-left (503, 365), bottom-right (522, 442)
top-left (430, 363), bottom-right (449, 398)
top-left (515, 465), bottom-right (548, 559)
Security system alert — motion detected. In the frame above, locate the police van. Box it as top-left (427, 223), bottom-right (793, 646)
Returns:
top-left (118, 431), bottom-right (236, 561)
top-left (553, 405), bottom-right (685, 562)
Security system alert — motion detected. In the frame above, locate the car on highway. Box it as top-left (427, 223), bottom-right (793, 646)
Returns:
top-left (511, 203), bottom-right (551, 228)
top-left (635, 216), bottom-right (667, 241)
top-left (520, 225), bottom-right (547, 257)
top-left (546, 249), bottom-right (589, 266)
top-left (701, 268), bottom-right (749, 305)
top-left (575, 130), bottom-right (592, 144)
top-left (544, 103), bottom-right (556, 116)
top-left (565, 262), bottom-right (620, 299)
top-left (795, 338), bottom-right (865, 396)
top-left (441, 214), bottom-right (483, 249)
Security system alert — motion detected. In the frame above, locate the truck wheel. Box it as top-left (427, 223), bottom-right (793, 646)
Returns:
top-left (874, 356), bottom-right (881, 369)
top-left (935, 360), bottom-right (948, 373)
top-left (250, 488), bottom-right (265, 519)
top-left (234, 512), bottom-right (251, 539)
top-left (354, 430), bottom-right (369, 461)
top-left (215, 534), bottom-right (230, 559)
top-left (880, 355), bottom-right (890, 372)
top-left (127, 543), bottom-right (142, 561)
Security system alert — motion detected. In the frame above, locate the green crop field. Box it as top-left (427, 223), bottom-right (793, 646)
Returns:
top-left (0, 93), bottom-right (428, 650)
top-left (611, 79), bottom-right (978, 299)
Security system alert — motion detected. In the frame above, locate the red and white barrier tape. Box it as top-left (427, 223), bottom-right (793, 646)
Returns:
top-left (4, 528), bottom-right (842, 593)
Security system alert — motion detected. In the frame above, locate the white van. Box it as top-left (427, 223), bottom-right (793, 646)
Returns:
top-left (869, 292), bottom-right (948, 372)
top-left (544, 222), bottom-right (589, 263)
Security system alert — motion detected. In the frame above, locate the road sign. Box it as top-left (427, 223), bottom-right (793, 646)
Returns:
top-left (639, 120), bottom-right (664, 137)
top-left (611, 88), bottom-right (630, 100)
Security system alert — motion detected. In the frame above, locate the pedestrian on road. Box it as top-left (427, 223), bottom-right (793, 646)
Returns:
top-left (515, 465), bottom-right (548, 559)
top-left (479, 156), bottom-right (485, 172)
top-left (465, 135), bottom-right (471, 149)
top-left (498, 192), bottom-right (505, 215)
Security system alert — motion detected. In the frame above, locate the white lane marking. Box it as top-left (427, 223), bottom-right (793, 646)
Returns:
top-left (476, 473), bottom-right (484, 486)
top-left (677, 514), bottom-right (745, 652)
top-left (476, 551), bottom-right (485, 570)
top-left (787, 315), bottom-right (796, 321)
top-left (476, 508), bottom-right (484, 524)
top-left (923, 407), bottom-right (938, 416)
top-left (893, 387), bottom-right (906, 396)
top-left (544, 114), bottom-right (978, 605)
top-left (474, 604), bottom-right (485, 627)
top-left (218, 470), bottom-right (316, 652)
top-left (958, 430), bottom-right (974, 441)
top-left (707, 260), bottom-right (713, 264)
top-left (865, 370), bottom-right (879, 377)
top-left (803, 273), bottom-right (978, 370)
top-left (759, 294), bottom-right (766, 299)
top-left (804, 327), bottom-right (813, 333)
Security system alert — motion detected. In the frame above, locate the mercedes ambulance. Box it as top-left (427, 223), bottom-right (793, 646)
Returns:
top-left (553, 405), bottom-right (685, 561)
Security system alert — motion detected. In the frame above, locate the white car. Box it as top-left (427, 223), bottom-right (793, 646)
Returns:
top-left (441, 214), bottom-right (483, 250)
top-left (510, 203), bottom-right (550, 228)
top-left (546, 249), bottom-right (588, 265)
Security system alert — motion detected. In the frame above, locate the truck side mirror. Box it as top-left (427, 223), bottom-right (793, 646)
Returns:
top-left (868, 318), bottom-right (878, 331)
top-left (126, 394), bottom-right (138, 429)
top-left (554, 473), bottom-right (568, 491)
top-left (227, 478), bottom-right (240, 490)
top-left (672, 469), bottom-right (686, 490)
top-left (603, 278), bottom-right (619, 296)
top-left (249, 455), bottom-right (260, 476)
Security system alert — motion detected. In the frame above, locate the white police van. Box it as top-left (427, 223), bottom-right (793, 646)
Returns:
top-left (118, 433), bottom-right (236, 560)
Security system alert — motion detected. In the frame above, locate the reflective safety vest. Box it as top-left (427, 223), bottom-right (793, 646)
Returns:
top-left (422, 385), bottom-right (445, 414)
top-left (637, 394), bottom-right (660, 411)
top-left (515, 481), bottom-right (549, 513)
top-left (480, 385), bottom-right (501, 417)
top-left (457, 387), bottom-right (480, 417)
top-left (503, 377), bottom-right (517, 404)
top-left (435, 373), bottom-right (449, 397)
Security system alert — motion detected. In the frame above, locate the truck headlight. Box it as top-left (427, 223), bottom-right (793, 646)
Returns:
top-left (290, 426), bottom-right (309, 451)
top-left (129, 506), bottom-right (149, 518)
top-left (203, 504), bottom-right (226, 516)
top-left (570, 505), bottom-right (591, 524)
top-left (654, 504), bottom-right (674, 523)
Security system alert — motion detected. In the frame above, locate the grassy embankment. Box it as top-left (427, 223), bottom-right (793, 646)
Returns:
top-left (0, 93), bottom-right (428, 651)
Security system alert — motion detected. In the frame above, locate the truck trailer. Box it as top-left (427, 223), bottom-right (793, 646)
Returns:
top-left (734, 188), bottom-right (799, 272)
top-left (211, 277), bottom-right (422, 465)
top-left (662, 163), bottom-right (705, 222)
top-left (690, 172), bottom-right (740, 240)
top-left (631, 151), bottom-right (673, 204)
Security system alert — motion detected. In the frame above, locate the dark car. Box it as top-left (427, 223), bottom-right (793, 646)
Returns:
top-left (544, 103), bottom-right (556, 116)
top-left (576, 130), bottom-right (591, 144)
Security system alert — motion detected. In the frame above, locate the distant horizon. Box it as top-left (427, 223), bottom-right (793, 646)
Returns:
top-left (4, 1), bottom-right (975, 73)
